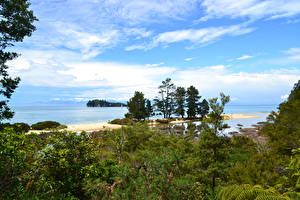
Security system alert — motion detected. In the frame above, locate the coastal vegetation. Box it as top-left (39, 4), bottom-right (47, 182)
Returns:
top-left (1, 81), bottom-right (300, 199)
top-left (31, 121), bottom-right (67, 130)
top-left (0, 0), bottom-right (37, 122)
top-left (126, 78), bottom-right (210, 121)
top-left (1, 1), bottom-right (299, 199)
top-left (87, 100), bottom-right (126, 107)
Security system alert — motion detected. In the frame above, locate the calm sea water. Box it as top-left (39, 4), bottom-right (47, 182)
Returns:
top-left (8, 105), bottom-right (277, 126)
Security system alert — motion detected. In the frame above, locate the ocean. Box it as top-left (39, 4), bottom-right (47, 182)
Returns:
top-left (7, 105), bottom-right (277, 127)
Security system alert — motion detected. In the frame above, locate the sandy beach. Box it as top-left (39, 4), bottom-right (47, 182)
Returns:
top-left (63, 113), bottom-right (269, 132)
top-left (66, 122), bottom-right (122, 132)
top-left (222, 113), bottom-right (267, 120)
top-left (26, 113), bottom-right (269, 133)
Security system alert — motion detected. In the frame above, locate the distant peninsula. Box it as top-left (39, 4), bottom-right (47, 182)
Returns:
top-left (86, 99), bottom-right (126, 107)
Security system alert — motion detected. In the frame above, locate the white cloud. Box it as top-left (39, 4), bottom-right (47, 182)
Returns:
top-left (184, 58), bottom-right (193, 62)
top-left (173, 65), bottom-right (300, 103)
top-left (236, 55), bottom-right (253, 60)
top-left (7, 57), bottom-right (31, 73)
top-left (53, 22), bottom-right (121, 59)
top-left (57, 62), bottom-right (175, 87)
top-left (10, 49), bottom-right (300, 104)
top-left (127, 24), bottom-right (255, 50)
top-left (199, 0), bottom-right (300, 21)
top-left (100, 0), bottom-right (199, 24)
top-left (283, 47), bottom-right (300, 60)
top-left (146, 62), bottom-right (164, 67)
top-left (123, 28), bottom-right (153, 39)
top-left (281, 94), bottom-right (289, 100)
top-left (125, 44), bottom-right (148, 51)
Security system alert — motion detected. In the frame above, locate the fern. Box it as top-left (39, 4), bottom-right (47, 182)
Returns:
top-left (217, 184), bottom-right (290, 200)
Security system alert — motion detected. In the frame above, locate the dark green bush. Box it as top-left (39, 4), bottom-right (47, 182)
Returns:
top-left (0, 123), bottom-right (30, 133)
top-left (31, 121), bottom-right (63, 130)
top-left (109, 118), bottom-right (133, 125)
top-left (12, 123), bottom-right (31, 133)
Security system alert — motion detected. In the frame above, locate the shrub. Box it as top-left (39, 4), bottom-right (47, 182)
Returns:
top-left (109, 118), bottom-right (133, 125)
top-left (31, 121), bottom-right (63, 130)
top-left (156, 118), bottom-right (170, 124)
top-left (0, 123), bottom-right (31, 133)
top-left (12, 123), bottom-right (31, 133)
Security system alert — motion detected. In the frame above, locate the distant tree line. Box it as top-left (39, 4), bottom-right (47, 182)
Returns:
top-left (126, 78), bottom-right (209, 120)
top-left (87, 99), bottom-right (126, 107)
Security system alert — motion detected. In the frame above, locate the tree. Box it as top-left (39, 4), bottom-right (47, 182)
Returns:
top-left (174, 86), bottom-right (186, 118)
top-left (145, 99), bottom-right (153, 119)
top-left (195, 93), bottom-right (231, 194)
top-left (198, 99), bottom-right (209, 120)
top-left (262, 80), bottom-right (300, 155)
top-left (186, 86), bottom-right (201, 119)
top-left (127, 91), bottom-right (147, 121)
top-left (154, 78), bottom-right (176, 118)
top-left (0, 0), bottom-right (37, 122)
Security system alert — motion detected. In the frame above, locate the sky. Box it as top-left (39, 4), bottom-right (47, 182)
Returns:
top-left (7, 0), bottom-right (300, 105)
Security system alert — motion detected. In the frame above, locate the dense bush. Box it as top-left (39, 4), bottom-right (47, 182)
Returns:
top-left (1, 86), bottom-right (300, 199)
top-left (0, 122), bottom-right (30, 133)
top-left (31, 121), bottom-right (66, 130)
top-left (12, 123), bottom-right (31, 133)
top-left (109, 118), bottom-right (134, 125)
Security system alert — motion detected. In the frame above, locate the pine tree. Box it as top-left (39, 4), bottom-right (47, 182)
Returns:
top-left (186, 86), bottom-right (201, 119)
top-left (196, 93), bottom-right (231, 193)
top-left (145, 99), bottom-right (153, 119)
top-left (262, 80), bottom-right (300, 155)
top-left (174, 86), bottom-right (186, 118)
top-left (154, 78), bottom-right (176, 118)
top-left (198, 99), bottom-right (209, 120)
top-left (127, 91), bottom-right (147, 121)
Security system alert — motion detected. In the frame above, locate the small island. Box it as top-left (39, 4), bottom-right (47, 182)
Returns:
top-left (86, 99), bottom-right (126, 107)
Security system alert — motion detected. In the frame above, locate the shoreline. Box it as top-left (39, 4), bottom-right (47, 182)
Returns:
top-left (62, 112), bottom-right (269, 132)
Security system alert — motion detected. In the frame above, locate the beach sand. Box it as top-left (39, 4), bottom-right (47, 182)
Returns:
top-left (66, 122), bottom-right (122, 132)
top-left (27, 113), bottom-right (269, 133)
top-left (223, 113), bottom-right (267, 120)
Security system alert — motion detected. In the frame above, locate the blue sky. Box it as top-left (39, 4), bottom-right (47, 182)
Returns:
top-left (8, 0), bottom-right (300, 105)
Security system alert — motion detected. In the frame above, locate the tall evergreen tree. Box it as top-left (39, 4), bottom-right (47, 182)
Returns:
top-left (198, 99), bottom-right (209, 120)
top-left (0, 0), bottom-right (38, 122)
top-left (186, 86), bottom-right (201, 119)
top-left (196, 93), bottom-right (231, 194)
top-left (174, 87), bottom-right (186, 118)
top-left (154, 78), bottom-right (176, 118)
top-left (145, 99), bottom-right (153, 119)
top-left (127, 91), bottom-right (147, 121)
top-left (262, 80), bottom-right (300, 155)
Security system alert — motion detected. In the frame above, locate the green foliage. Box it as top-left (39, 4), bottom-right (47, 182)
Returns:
top-left (174, 86), bottom-right (186, 118)
top-left (127, 91), bottom-right (149, 120)
top-left (2, 84), bottom-right (300, 199)
top-left (0, 0), bottom-right (38, 121)
top-left (229, 152), bottom-right (285, 187)
top-left (186, 85), bottom-right (201, 119)
top-left (31, 121), bottom-right (65, 130)
top-left (146, 99), bottom-right (154, 118)
top-left (27, 131), bottom-right (105, 199)
top-left (110, 118), bottom-right (134, 125)
top-left (278, 148), bottom-right (300, 199)
top-left (86, 99), bottom-right (126, 107)
top-left (154, 78), bottom-right (176, 118)
top-left (217, 184), bottom-right (290, 200)
top-left (0, 122), bottom-right (30, 133)
top-left (193, 93), bottom-right (231, 195)
top-left (0, 128), bottom-right (42, 199)
top-left (198, 99), bottom-right (209, 119)
top-left (110, 150), bottom-right (204, 200)
top-left (262, 80), bottom-right (300, 155)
